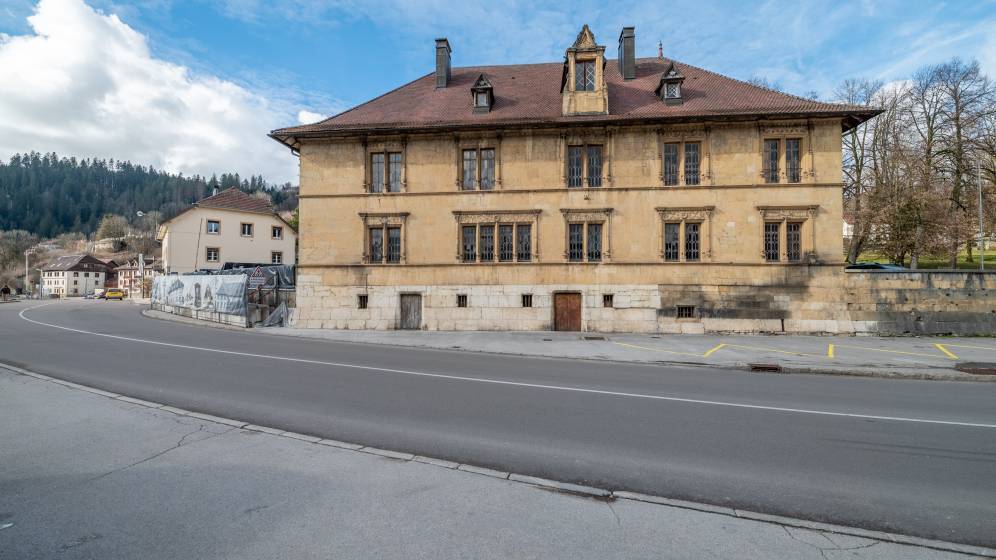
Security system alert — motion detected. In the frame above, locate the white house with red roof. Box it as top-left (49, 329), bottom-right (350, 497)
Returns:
top-left (156, 188), bottom-right (297, 274)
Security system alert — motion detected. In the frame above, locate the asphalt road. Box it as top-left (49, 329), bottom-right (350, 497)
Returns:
top-left (3, 300), bottom-right (996, 547)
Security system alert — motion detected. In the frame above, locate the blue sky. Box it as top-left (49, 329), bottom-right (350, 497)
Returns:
top-left (1, 0), bottom-right (994, 183)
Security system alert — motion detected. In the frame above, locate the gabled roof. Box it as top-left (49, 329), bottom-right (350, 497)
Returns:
top-left (157, 188), bottom-right (296, 238)
top-left (196, 187), bottom-right (275, 214)
top-left (271, 57), bottom-right (879, 145)
top-left (43, 254), bottom-right (112, 271)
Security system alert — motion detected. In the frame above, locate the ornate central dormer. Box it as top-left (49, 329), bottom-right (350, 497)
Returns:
top-left (561, 25), bottom-right (608, 116)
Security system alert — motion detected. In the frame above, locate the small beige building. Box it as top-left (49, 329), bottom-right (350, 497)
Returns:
top-left (271, 25), bottom-right (880, 333)
top-left (41, 255), bottom-right (110, 297)
top-left (157, 188), bottom-right (297, 274)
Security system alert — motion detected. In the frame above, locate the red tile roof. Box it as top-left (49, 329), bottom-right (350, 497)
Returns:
top-left (196, 187), bottom-right (274, 214)
top-left (272, 57), bottom-right (878, 143)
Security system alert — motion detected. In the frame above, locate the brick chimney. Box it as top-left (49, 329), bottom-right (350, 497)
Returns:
top-left (435, 38), bottom-right (451, 88)
top-left (617, 26), bottom-right (635, 80)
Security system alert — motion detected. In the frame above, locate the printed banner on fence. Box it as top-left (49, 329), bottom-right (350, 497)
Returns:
top-left (152, 274), bottom-right (248, 316)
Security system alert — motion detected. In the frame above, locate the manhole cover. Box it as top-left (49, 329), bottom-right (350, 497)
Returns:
top-left (955, 362), bottom-right (996, 376)
top-left (748, 363), bottom-right (782, 372)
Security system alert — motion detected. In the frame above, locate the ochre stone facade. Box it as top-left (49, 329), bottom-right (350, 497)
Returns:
top-left (275, 26), bottom-right (890, 333)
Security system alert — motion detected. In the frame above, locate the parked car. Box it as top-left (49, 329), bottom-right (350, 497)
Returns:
top-left (104, 288), bottom-right (126, 300)
top-left (94, 288), bottom-right (106, 299)
top-left (846, 262), bottom-right (907, 270)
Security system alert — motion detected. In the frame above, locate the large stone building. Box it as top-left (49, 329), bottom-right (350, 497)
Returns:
top-left (271, 26), bottom-right (879, 333)
top-left (41, 255), bottom-right (111, 297)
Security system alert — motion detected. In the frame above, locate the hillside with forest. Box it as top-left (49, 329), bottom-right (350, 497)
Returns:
top-left (0, 152), bottom-right (297, 239)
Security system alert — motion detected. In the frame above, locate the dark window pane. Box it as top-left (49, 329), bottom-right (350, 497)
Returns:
top-left (388, 153), bottom-right (402, 192)
top-left (369, 227), bottom-right (383, 262)
top-left (387, 227), bottom-right (401, 263)
top-left (684, 142), bottom-right (700, 185)
top-left (480, 149), bottom-right (495, 190)
top-left (479, 225), bottom-right (494, 261)
top-left (567, 146), bottom-right (583, 187)
top-left (663, 143), bottom-right (679, 186)
top-left (664, 223), bottom-right (680, 261)
top-left (684, 222), bottom-right (700, 261)
top-left (462, 149), bottom-right (476, 190)
top-left (787, 222), bottom-right (802, 261)
top-left (516, 224), bottom-right (531, 262)
top-left (498, 225), bottom-right (514, 262)
top-left (786, 138), bottom-right (801, 183)
top-left (575, 61), bottom-right (595, 91)
top-left (461, 225), bottom-right (477, 262)
top-left (763, 139), bottom-right (779, 183)
top-left (587, 145), bottom-right (602, 187)
top-left (568, 223), bottom-right (584, 261)
top-left (370, 153), bottom-right (384, 193)
top-left (587, 223), bottom-right (602, 262)
top-left (764, 222), bottom-right (781, 261)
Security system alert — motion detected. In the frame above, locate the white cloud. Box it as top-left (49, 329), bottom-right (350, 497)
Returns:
top-left (0, 0), bottom-right (298, 183)
top-left (297, 110), bottom-right (326, 124)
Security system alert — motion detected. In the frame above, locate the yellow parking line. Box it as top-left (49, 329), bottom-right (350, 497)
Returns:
top-left (834, 345), bottom-right (948, 359)
top-left (724, 343), bottom-right (824, 358)
top-left (612, 342), bottom-right (704, 358)
top-left (827, 344), bottom-right (835, 359)
top-left (703, 343), bottom-right (726, 357)
top-left (934, 343), bottom-right (958, 360)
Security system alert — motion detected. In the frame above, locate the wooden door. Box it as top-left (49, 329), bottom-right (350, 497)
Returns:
top-left (553, 293), bottom-right (582, 331)
top-left (400, 293), bottom-right (422, 330)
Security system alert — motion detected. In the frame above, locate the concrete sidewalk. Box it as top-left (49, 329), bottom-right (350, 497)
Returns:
top-left (1, 366), bottom-right (988, 560)
top-left (255, 322), bottom-right (996, 382)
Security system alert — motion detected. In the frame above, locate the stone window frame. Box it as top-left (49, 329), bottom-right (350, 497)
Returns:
top-left (271, 251), bottom-right (283, 264)
top-left (363, 138), bottom-right (407, 194)
top-left (657, 128), bottom-right (709, 187)
top-left (758, 125), bottom-right (813, 184)
top-left (359, 212), bottom-right (409, 264)
top-left (562, 130), bottom-right (610, 189)
top-left (756, 205), bottom-right (819, 263)
top-left (453, 134), bottom-right (502, 192)
top-left (205, 247), bottom-right (220, 263)
top-left (454, 135), bottom-right (502, 191)
top-left (452, 210), bottom-right (541, 263)
top-left (560, 208), bottom-right (613, 263)
top-left (655, 206), bottom-right (714, 262)
top-left (206, 219), bottom-right (221, 234)
top-left (271, 225), bottom-right (283, 240)
top-left (240, 222), bottom-right (254, 238)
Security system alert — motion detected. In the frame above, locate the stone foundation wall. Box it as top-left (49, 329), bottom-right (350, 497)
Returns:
top-left (293, 268), bottom-right (996, 335)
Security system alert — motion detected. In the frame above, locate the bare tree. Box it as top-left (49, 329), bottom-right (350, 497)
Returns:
top-left (905, 65), bottom-right (946, 268)
top-left (935, 59), bottom-right (994, 265)
top-left (837, 78), bottom-right (883, 263)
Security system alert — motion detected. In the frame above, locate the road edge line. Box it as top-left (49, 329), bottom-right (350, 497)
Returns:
top-left (1, 360), bottom-right (994, 558)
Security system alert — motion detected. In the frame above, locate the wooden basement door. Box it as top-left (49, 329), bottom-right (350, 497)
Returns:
top-left (553, 292), bottom-right (582, 331)
top-left (400, 293), bottom-right (422, 330)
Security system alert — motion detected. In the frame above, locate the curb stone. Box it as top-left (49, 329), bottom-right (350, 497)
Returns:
top-left (457, 464), bottom-right (510, 479)
top-left (1, 360), bottom-right (994, 558)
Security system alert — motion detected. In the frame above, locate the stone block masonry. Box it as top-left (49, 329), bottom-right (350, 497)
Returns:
top-left (294, 268), bottom-right (996, 335)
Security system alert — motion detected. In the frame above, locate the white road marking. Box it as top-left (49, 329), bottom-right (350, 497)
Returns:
top-left (17, 304), bottom-right (996, 430)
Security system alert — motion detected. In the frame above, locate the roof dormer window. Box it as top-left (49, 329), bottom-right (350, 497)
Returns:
top-left (575, 60), bottom-right (596, 91)
top-left (656, 62), bottom-right (685, 105)
top-left (471, 74), bottom-right (494, 113)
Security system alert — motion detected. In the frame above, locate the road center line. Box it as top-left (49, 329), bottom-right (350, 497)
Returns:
top-left (18, 304), bottom-right (996, 430)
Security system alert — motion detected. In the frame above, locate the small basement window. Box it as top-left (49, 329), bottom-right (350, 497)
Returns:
top-left (603, 294), bottom-right (614, 308)
top-left (358, 294), bottom-right (368, 309)
top-left (676, 305), bottom-right (696, 319)
top-left (457, 294), bottom-right (468, 308)
top-left (521, 294), bottom-right (533, 308)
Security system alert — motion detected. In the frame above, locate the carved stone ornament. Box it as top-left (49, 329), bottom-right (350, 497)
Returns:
top-left (560, 208), bottom-right (613, 222)
top-left (756, 205), bottom-right (818, 221)
top-left (656, 206), bottom-right (714, 221)
top-left (452, 210), bottom-right (540, 224)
